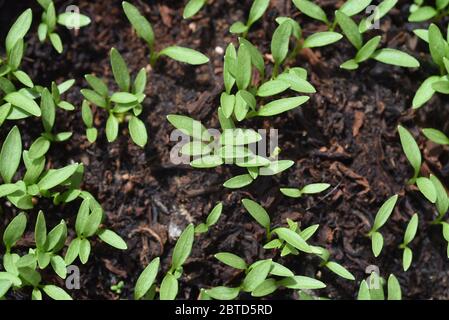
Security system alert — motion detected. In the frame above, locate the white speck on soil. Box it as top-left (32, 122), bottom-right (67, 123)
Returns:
top-left (215, 46), bottom-right (224, 55)
top-left (168, 221), bottom-right (182, 240)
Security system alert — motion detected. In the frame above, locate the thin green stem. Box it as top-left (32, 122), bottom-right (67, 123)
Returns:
top-left (272, 63), bottom-right (279, 79)
top-left (149, 50), bottom-right (159, 67)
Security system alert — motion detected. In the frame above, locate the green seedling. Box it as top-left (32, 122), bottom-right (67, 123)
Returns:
top-left (412, 24), bottom-right (449, 109)
top-left (65, 198), bottom-right (128, 265)
top-left (409, 0), bottom-right (449, 22)
top-left (293, 0), bottom-right (398, 33)
top-left (0, 9), bottom-right (78, 128)
top-left (36, 0), bottom-right (91, 53)
top-left (367, 195), bottom-right (398, 257)
top-left (1, 211), bottom-right (72, 300)
top-left (294, 0), bottom-right (417, 69)
top-left (399, 213), bottom-right (418, 271)
top-left (122, 1), bottom-right (209, 66)
top-left (274, 17), bottom-right (343, 64)
top-left (0, 9), bottom-right (33, 86)
top-left (134, 224), bottom-right (194, 300)
top-left (81, 48), bottom-right (148, 147)
top-left (294, 0), bottom-right (398, 33)
top-left (195, 202), bottom-right (223, 234)
top-left (335, 10), bottom-right (419, 70)
top-left (357, 273), bottom-right (401, 300)
top-left (281, 183), bottom-right (330, 198)
top-left (167, 115), bottom-right (295, 189)
top-left (111, 281), bottom-right (125, 295)
top-left (264, 218), bottom-right (355, 281)
top-left (242, 200), bottom-right (314, 256)
top-left (230, 0), bottom-right (270, 37)
top-left (206, 255), bottom-right (325, 299)
top-left (0, 126), bottom-right (85, 210)
top-left (220, 39), bottom-right (315, 120)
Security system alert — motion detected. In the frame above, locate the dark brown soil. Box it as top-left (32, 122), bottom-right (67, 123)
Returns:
top-left (1, 0), bottom-right (449, 300)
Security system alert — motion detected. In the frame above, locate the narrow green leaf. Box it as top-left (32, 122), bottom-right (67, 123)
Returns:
top-left (235, 44), bottom-right (252, 90)
top-left (106, 114), bottom-right (119, 142)
top-left (242, 259), bottom-right (271, 292)
top-left (85, 75), bottom-right (109, 97)
top-left (159, 273), bottom-right (178, 300)
top-left (134, 257), bottom-right (160, 300)
top-left (372, 49), bottom-right (420, 68)
top-left (371, 231), bottom-right (384, 257)
top-left (301, 183), bottom-right (330, 194)
top-left (4, 92), bottom-right (41, 117)
top-left (28, 137), bottom-right (50, 160)
top-left (159, 46), bottom-right (209, 65)
top-left (129, 116), bottom-right (148, 147)
top-left (242, 199), bottom-right (271, 230)
top-left (0, 126), bottom-right (22, 183)
top-left (403, 247), bottom-right (413, 271)
top-left (372, 194), bottom-right (398, 231)
top-left (215, 252), bottom-right (247, 270)
top-left (398, 125), bottom-right (421, 183)
top-left (223, 174), bottom-right (253, 189)
top-left (41, 88), bottom-right (55, 132)
top-left (387, 274), bottom-right (401, 300)
top-left (248, 0), bottom-right (270, 26)
top-left (206, 203), bottom-right (223, 227)
top-left (167, 115), bottom-right (210, 141)
top-left (206, 286), bottom-right (240, 300)
top-left (280, 188), bottom-right (302, 198)
top-left (98, 229), bottom-right (128, 250)
top-left (51, 256), bottom-right (67, 279)
top-left (326, 261), bottom-right (355, 280)
top-left (3, 212), bottom-right (27, 250)
top-left (49, 33), bottom-right (63, 54)
top-left (259, 160), bottom-right (294, 176)
top-left (340, 0), bottom-right (372, 17)
top-left (38, 163), bottom-right (79, 191)
top-left (303, 32), bottom-right (343, 48)
top-left (42, 285), bottom-right (72, 300)
top-left (357, 280), bottom-right (371, 300)
top-left (35, 211), bottom-right (47, 250)
top-left (183, 0), bottom-right (207, 19)
top-left (335, 11), bottom-right (363, 50)
top-left (278, 276), bottom-right (326, 290)
top-left (258, 96), bottom-right (309, 116)
top-left (404, 213), bottom-right (418, 245)
top-left (274, 228), bottom-right (312, 253)
top-left (409, 6), bottom-right (437, 22)
top-left (413, 76), bottom-right (440, 109)
top-left (257, 80), bottom-right (290, 97)
top-left (416, 177), bottom-right (437, 203)
top-left (271, 20), bottom-right (292, 66)
top-left (229, 22), bottom-right (249, 34)
top-left (355, 36), bottom-right (381, 63)
top-left (252, 278), bottom-right (278, 297)
top-left (79, 239), bottom-right (91, 264)
top-left (110, 48), bottom-right (130, 92)
top-left (171, 224), bottom-right (194, 270)
top-left (122, 1), bottom-right (154, 47)
top-left (6, 9), bottom-right (33, 53)
top-left (292, 0), bottom-right (328, 23)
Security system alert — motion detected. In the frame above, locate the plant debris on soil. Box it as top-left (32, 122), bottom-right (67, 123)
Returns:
top-left (1, 0), bottom-right (449, 300)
